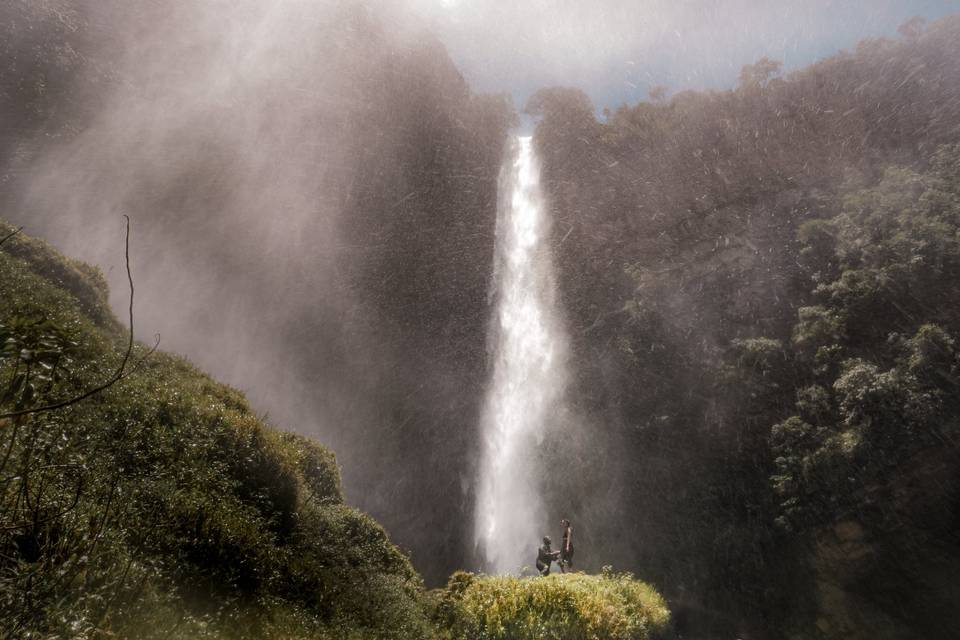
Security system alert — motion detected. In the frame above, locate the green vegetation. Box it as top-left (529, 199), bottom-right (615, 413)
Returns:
top-left (531, 14), bottom-right (960, 639)
top-left (769, 147), bottom-right (960, 534)
top-left (0, 221), bottom-right (434, 638)
top-left (433, 570), bottom-right (669, 640)
top-left (0, 221), bottom-right (670, 639)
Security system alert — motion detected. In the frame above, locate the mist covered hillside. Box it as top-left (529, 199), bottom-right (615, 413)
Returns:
top-left (1, 0), bottom-right (511, 586)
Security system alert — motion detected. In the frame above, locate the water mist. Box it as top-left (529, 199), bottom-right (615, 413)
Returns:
top-left (475, 135), bottom-right (568, 574)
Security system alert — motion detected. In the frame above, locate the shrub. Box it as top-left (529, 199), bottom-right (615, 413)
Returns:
top-left (276, 431), bottom-right (344, 505)
top-left (435, 570), bottom-right (670, 640)
top-left (0, 222), bottom-right (434, 638)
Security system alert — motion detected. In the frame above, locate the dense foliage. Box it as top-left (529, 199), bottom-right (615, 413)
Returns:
top-left (0, 222), bottom-right (434, 639)
top-left (770, 148), bottom-right (960, 534)
top-left (432, 570), bottom-right (669, 640)
top-left (531, 15), bottom-right (960, 640)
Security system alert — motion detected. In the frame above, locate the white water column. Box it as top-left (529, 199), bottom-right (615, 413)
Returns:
top-left (475, 135), bottom-right (568, 574)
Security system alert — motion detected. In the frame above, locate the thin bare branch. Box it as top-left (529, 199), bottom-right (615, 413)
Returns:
top-left (0, 477), bottom-right (84, 532)
top-left (0, 226), bottom-right (23, 247)
top-left (0, 216), bottom-right (158, 420)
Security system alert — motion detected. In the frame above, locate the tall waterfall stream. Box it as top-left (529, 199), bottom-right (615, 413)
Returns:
top-left (475, 135), bottom-right (569, 574)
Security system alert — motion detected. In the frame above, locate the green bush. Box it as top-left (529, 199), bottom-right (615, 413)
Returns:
top-left (434, 570), bottom-right (670, 640)
top-left (0, 220), bottom-right (116, 330)
top-left (276, 431), bottom-right (344, 505)
top-left (0, 222), bottom-right (434, 638)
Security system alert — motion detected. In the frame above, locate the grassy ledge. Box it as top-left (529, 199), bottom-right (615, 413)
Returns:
top-left (433, 570), bottom-right (670, 640)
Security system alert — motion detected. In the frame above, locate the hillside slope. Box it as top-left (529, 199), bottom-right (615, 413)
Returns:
top-left (0, 220), bottom-right (434, 639)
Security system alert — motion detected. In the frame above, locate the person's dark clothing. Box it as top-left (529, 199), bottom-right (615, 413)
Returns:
top-left (536, 543), bottom-right (558, 576)
top-left (560, 525), bottom-right (574, 572)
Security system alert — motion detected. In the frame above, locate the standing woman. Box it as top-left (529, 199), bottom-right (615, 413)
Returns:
top-left (560, 519), bottom-right (574, 572)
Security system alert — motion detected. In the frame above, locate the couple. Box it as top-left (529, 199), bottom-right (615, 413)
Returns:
top-left (536, 518), bottom-right (574, 576)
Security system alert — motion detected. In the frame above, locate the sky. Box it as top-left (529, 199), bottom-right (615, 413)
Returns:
top-left (407, 0), bottom-right (960, 113)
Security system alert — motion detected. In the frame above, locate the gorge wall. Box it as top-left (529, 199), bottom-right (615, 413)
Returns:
top-left (531, 15), bottom-right (960, 639)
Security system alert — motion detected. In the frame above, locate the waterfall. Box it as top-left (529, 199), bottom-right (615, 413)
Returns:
top-left (475, 135), bottom-right (568, 574)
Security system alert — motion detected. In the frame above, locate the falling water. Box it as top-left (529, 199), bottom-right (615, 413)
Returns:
top-left (475, 135), bottom-right (568, 574)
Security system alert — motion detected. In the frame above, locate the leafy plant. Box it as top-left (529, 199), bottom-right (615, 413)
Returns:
top-left (434, 570), bottom-right (669, 640)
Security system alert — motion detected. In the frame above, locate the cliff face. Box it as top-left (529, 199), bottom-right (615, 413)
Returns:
top-left (532, 16), bottom-right (960, 639)
top-left (0, 0), bottom-right (512, 585)
top-left (330, 30), bottom-right (513, 584)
